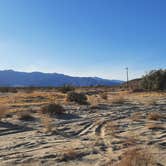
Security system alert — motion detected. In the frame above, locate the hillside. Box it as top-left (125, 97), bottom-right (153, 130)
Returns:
top-left (0, 70), bottom-right (124, 87)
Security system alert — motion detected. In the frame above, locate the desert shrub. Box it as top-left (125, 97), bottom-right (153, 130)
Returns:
top-left (116, 148), bottom-right (154, 166)
top-left (0, 87), bottom-right (9, 93)
top-left (24, 87), bottom-right (35, 93)
top-left (59, 84), bottom-right (75, 93)
top-left (18, 112), bottom-right (35, 121)
top-left (41, 103), bottom-right (65, 115)
top-left (147, 112), bottom-right (162, 121)
top-left (0, 105), bottom-right (8, 119)
top-left (59, 149), bottom-right (82, 162)
top-left (88, 95), bottom-right (101, 109)
top-left (105, 121), bottom-right (119, 137)
top-left (131, 88), bottom-right (144, 93)
top-left (67, 92), bottom-right (88, 105)
top-left (40, 114), bottom-right (54, 133)
top-left (100, 92), bottom-right (108, 100)
top-left (111, 95), bottom-right (125, 104)
top-left (0, 87), bottom-right (18, 93)
top-left (141, 69), bottom-right (166, 91)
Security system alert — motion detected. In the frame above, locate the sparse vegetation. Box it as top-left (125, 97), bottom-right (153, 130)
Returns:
top-left (41, 103), bottom-right (65, 115)
top-left (88, 95), bottom-right (100, 108)
top-left (59, 149), bottom-right (82, 162)
top-left (0, 87), bottom-right (18, 93)
top-left (141, 69), bottom-right (166, 91)
top-left (116, 147), bottom-right (154, 166)
top-left (40, 114), bottom-right (54, 133)
top-left (0, 105), bottom-right (8, 119)
top-left (100, 92), bottom-right (108, 100)
top-left (59, 84), bottom-right (75, 93)
top-left (67, 91), bottom-right (88, 105)
top-left (111, 95), bottom-right (125, 104)
top-left (105, 121), bottom-right (119, 137)
top-left (0, 87), bottom-right (165, 165)
top-left (147, 112), bottom-right (162, 121)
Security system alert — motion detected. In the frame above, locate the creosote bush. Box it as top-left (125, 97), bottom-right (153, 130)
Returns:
top-left (41, 103), bottom-right (65, 115)
top-left (59, 84), bottom-right (75, 93)
top-left (67, 92), bottom-right (88, 105)
top-left (141, 69), bottom-right (166, 91)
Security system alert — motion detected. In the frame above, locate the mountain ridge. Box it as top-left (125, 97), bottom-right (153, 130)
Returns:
top-left (0, 70), bottom-right (124, 87)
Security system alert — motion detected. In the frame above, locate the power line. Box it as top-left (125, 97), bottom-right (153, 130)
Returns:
top-left (125, 67), bottom-right (129, 89)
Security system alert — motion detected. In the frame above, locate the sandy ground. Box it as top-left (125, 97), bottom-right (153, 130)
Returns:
top-left (0, 90), bottom-right (165, 166)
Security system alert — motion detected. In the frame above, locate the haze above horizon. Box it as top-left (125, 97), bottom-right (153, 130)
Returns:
top-left (0, 0), bottom-right (165, 80)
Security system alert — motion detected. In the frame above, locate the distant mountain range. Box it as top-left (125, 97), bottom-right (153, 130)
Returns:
top-left (0, 70), bottom-right (124, 87)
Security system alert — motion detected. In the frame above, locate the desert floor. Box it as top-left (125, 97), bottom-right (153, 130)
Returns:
top-left (0, 89), bottom-right (165, 166)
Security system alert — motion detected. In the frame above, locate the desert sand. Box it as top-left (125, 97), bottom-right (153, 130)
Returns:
top-left (0, 89), bottom-right (165, 166)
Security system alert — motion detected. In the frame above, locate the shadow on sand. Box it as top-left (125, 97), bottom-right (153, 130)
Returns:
top-left (55, 113), bottom-right (80, 120)
top-left (0, 121), bottom-right (33, 136)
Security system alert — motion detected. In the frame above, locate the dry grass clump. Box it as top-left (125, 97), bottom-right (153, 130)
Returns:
top-left (0, 105), bottom-right (8, 119)
top-left (88, 95), bottom-right (100, 109)
top-left (59, 148), bottom-right (82, 162)
top-left (41, 103), bottom-right (65, 115)
top-left (111, 95), bottom-right (125, 104)
top-left (67, 92), bottom-right (88, 105)
top-left (40, 114), bottom-right (54, 133)
top-left (147, 112), bottom-right (162, 121)
top-left (116, 147), bottom-right (155, 166)
top-left (59, 85), bottom-right (75, 93)
top-left (54, 93), bottom-right (66, 100)
top-left (122, 135), bottom-right (139, 148)
top-left (105, 121), bottom-right (119, 137)
top-left (100, 92), bottom-right (108, 100)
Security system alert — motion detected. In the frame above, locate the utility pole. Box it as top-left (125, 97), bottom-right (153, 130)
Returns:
top-left (125, 67), bottom-right (129, 89)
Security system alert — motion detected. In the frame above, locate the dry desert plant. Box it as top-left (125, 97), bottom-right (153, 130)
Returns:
top-left (0, 104), bottom-right (8, 119)
top-left (100, 92), bottom-right (108, 100)
top-left (67, 91), bottom-right (88, 105)
top-left (59, 148), bottom-right (82, 162)
top-left (105, 121), bottom-right (119, 137)
top-left (59, 84), bottom-right (75, 93)
top-left (88, 95), bottom-right (100, 108)
top-left (116, 147), bottom-right (155, 166)
top-left (40, 114), bottom-right (54, 133)
top-left (147, 112), bottom-right (162, 121)
top-left (41, 103), bottom-right (65, 115)
top-left (122, 135), bottom-right (139, 148)
top-left (111, 95), bottom-right (125, 104)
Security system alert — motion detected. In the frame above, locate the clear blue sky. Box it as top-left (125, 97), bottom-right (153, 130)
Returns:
top-left (0, 0), bottom-right (165, 80)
